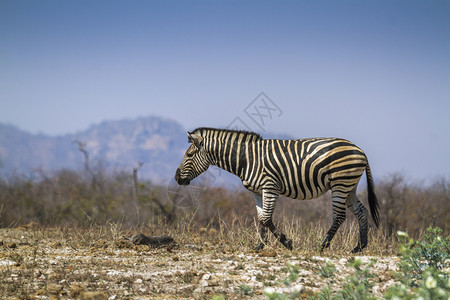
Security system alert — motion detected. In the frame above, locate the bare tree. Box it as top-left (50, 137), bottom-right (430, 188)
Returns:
top-left (132, 161), bottom-right (175, 222)
top-left (133, 161), bottom-right (144, 201)
top-left (73, 139), bottom-right (90, 174)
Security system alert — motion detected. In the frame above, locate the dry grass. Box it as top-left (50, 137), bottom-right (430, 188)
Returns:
top-left (0, 219), bottom-right (401, 299)
top-left (0, 170), bottom-right (447, 298)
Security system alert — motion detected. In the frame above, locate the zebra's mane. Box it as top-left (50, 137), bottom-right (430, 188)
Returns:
top-left (192, 127), bottom-right (262, 140)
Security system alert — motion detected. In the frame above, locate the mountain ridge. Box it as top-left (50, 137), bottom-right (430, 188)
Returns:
top-left (0, 116), bottom-right (187, 182)
top-left (0, 116), bottom-right (294, 185)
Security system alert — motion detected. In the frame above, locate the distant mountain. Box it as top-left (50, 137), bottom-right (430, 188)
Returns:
top-left (0, 117), bottom-right (295, 185)
top-left (0, 116), bottom-right (187, 183)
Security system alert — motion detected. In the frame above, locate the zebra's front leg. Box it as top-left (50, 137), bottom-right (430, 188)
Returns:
top-left (258, 190), bottom-right (293, 250)
top-left (320, 215), bottom-right (346, 251)
top-left (254, 223), bottom-right (268, 251)
top-left (253, 193), bottom-right (268, 251)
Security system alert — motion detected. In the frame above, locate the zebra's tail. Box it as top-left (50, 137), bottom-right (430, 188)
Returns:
top-left (366, 163), bottom-right (380, 228)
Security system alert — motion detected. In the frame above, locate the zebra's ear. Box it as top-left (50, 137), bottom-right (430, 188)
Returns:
top-left (187, 131), bottom-right (203, 148)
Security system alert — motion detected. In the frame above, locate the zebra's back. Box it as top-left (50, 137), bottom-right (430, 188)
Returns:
top-left (262, 138), bottom-right (368, 200)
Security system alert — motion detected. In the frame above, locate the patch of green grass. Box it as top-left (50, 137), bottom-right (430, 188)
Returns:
top-left (239, 284), bottom-right (254, 296)
top-left (319, 261), bottom-right (337, 278)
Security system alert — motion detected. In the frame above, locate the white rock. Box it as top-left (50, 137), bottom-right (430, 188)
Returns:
top-left (202, 274), bottom-right (211, 280)
top-left (0, 260), bottom-right (16, 266)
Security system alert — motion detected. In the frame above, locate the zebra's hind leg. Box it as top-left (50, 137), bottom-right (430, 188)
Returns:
top-left (256, 190), bottom-right (293, 250)
top-left (346, 189), bottom-right (369, 253)
top-left (320, 191), bottom-right (347, 251)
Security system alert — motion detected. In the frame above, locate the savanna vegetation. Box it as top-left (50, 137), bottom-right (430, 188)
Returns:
top-left (0, 165), bottom-right (448, 240)
top-left (0, 165), bottom-right (448, 299)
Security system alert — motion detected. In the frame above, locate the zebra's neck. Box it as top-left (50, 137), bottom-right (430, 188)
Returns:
top-left (195, 128), bottom-right (262, 182)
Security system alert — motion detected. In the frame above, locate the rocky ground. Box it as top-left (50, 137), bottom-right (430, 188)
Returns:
top-left (0, 226), bottom-right (400, 299)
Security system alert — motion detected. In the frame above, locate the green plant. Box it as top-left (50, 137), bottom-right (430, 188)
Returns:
top-left (284, 264), bottom-right (299, 286)
top-left (312, 286), bottom-right (333, 300)
top-left (264, 264), bottom-right (301, 299)
top-left (384, 269), bottom-right (449, 299)
top-left (265, 291), bottom-right (290, 300)
top-left (384, 227), bottom-right (450, 299)
top-left (239, 284), bottom-right (253, 296)
top-left (396, 227), bottom-right (449, 286)
top-left (319, 261), bottom-right (337, 278)
top-left (312, 259), bottom-right (377, 300)
top-left (337, 258), bottom-right (377, 300)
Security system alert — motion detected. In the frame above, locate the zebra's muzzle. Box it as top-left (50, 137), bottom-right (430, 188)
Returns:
top-left (175, 168), bottom-right (191, 186)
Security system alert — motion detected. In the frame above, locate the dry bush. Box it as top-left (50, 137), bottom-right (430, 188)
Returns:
top-left (0, 168), bottom-right (448, 249)
top-left (376, 173), bottom-right (449, 238)
top-left (0, 168), bottom-right (169, 227)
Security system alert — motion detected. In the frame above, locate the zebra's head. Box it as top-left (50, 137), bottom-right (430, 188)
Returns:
top-left (175, 131), bottom-right (212, 185)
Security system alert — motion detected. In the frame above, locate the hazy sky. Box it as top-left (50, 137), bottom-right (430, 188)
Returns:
top-left (1, 0), bottom-right (449, 181)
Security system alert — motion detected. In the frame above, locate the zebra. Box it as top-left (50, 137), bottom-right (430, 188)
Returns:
top-left (175, 127), bottom-right (379, 253)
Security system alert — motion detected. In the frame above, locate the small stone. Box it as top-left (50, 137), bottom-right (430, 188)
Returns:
top-left (258, 250), bottom-right (277, 257)
top-left (208, 278), bottom-right (220, 286)
top-left (35, 288), bottom-right (47, 295)
top-left (203, 273), bottom-right (211, 280)
top-left (47, 283), bottom-right (63, 295)
top-left (184, 244), bottom-right (203, 251)
top-left (131, 233), bottom-right (175, 247)
top-left (70, 284), bottom-right (84, 298)
top-left (80, 291), bottom-right (108, 300)
top-left (49, 259), bottom-right (57, 265)
top-left (172, 255), bottom-right (179, 261)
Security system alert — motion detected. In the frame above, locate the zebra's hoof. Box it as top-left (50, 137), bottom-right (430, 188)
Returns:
top-left (351, 247), bottom-right (361, 253)
top-left (351, 243), bottom-right (367, 253)
top-left (254, 243), bottom-right (265, 251)
top-left (320, 242), bottom-right (330, 252)
top-left (283, 239), bottom-right (293, 250)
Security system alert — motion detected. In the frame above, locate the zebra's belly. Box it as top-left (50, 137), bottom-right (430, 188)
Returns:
top-left (285, 183), bottom-right (331, 200)
top-left (278, 175), bottom-right (332, 200)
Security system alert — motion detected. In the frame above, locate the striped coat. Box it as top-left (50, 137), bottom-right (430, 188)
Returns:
top-left (175, 128), bottom-right (379, 252)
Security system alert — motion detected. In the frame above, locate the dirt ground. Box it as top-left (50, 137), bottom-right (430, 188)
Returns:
top-left (0, 226), bottom-right (400, 299)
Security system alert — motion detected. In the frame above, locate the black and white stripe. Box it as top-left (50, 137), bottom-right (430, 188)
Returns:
top-left (175, 127), bottom-right (379, 252)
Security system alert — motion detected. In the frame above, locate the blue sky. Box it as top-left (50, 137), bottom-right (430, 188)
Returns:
top-left (1, 0), bottom-right (449, 181)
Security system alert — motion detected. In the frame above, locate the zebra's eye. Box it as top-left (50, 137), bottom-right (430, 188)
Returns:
top-left (187, 147), bottom-right (197, 156)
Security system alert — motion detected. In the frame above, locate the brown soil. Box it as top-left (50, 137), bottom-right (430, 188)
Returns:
top-left (0, 227), bottom-right (400, 299)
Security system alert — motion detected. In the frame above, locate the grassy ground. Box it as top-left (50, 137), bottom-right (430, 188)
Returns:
top-left (0, 220), bottom-right (402, 299)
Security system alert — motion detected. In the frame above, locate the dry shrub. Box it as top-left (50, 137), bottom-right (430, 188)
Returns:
top-left (0, 168), bottom-right (448, 246)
